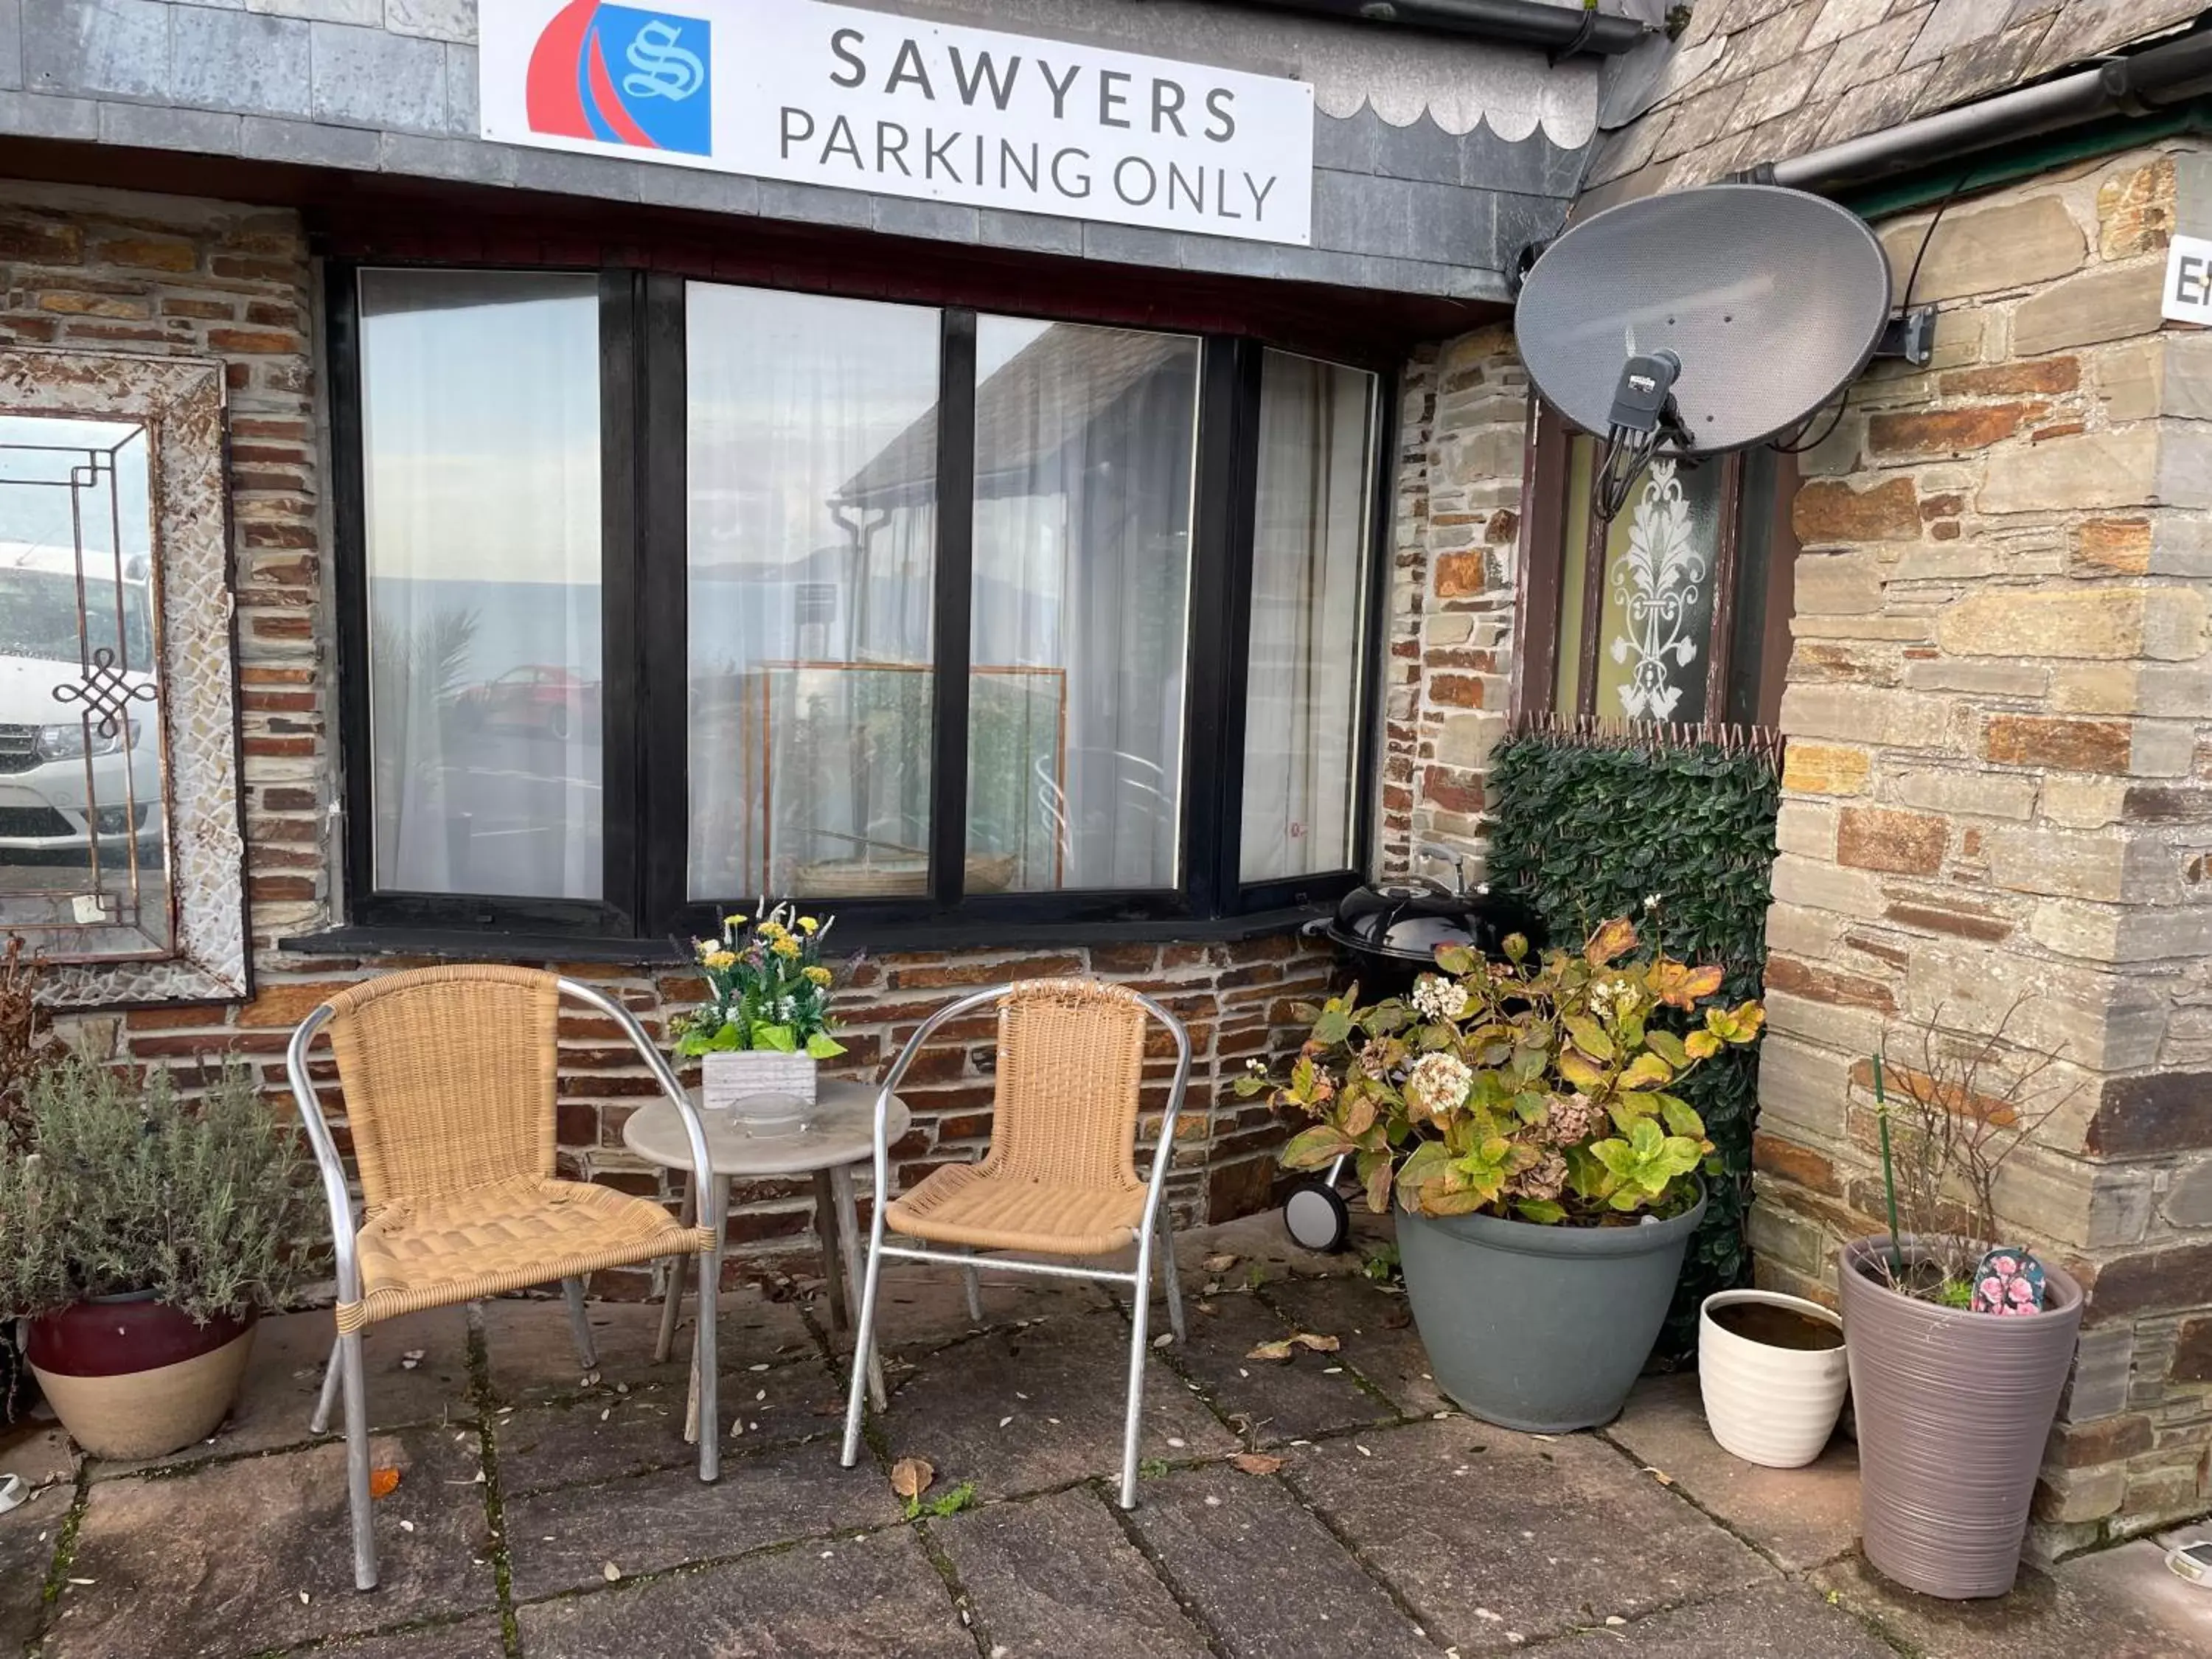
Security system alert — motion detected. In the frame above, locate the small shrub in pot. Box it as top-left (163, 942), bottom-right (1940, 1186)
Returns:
top-left (1243, 916), bottom-right (1763, 1430)
top-left (0, 1054), bottom-right (318, 1459)
top-left (1843, 1001), bottom-right (2085, 1600)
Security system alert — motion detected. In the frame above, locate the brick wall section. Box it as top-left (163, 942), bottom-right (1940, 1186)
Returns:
top-left (0, 178), bottom-right (330, 959)
top-left (1374, 324), bottom-right (1528, 880)
top-left (1745, 144), bottom-right (2212, 1554)
top-left (1, 178), bottom-right (1332, 1294)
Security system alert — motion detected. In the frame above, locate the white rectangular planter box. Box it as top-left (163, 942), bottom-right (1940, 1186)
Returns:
top-left (700, 1050), bottom-right (818, 1115)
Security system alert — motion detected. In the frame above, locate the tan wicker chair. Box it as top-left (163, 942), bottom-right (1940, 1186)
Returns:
top-left (839, 978), bottom-right (1190, 1508)
top-left (285, 965), bottom-right (720, 1593)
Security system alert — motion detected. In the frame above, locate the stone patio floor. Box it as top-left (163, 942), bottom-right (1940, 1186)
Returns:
top-left (3, 1212), bottom-right (2208, 1658)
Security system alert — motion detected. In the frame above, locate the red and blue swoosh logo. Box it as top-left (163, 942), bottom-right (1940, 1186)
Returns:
top-left (526, 1), bottom-right (712, 156)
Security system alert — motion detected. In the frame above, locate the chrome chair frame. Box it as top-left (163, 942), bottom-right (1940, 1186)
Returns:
top-left (286, 976), bottom-right (722, 1592)
top-left (838, 982), bottom-right (1191, 1509)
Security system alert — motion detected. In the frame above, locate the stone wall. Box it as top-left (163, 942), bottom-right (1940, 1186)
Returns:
top-left (0, 175), bottom-right (1331, 1290)
top-left (1745, 143), bottom-right (2212, 1553)
top-left (1374, 324), bottom-right (1528, 881)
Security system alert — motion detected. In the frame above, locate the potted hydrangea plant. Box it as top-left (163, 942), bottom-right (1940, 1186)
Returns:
top-left (1245, 917), bottom-right (1762, 1431)
top-left (0, 1054), bottom-right (314, 1460)
top-left (672, 902), bottom-right (846, 1133)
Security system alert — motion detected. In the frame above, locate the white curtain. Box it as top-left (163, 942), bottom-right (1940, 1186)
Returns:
top-left (1239, 352), bottom-right (1376, 883)
top-left (685, 283), bottom-right (941, 900)
top-left (360, 271), bottom-right (602, 900)
top-left (969, 319), bottom-right (1197, 892)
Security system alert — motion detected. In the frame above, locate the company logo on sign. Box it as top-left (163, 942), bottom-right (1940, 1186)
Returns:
top-left (526, 0), bottom-right (710, 156)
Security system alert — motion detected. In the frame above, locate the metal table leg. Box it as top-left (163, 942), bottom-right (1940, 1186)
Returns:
top-left (686, 1174), bottom-right (728, 1446)
top-left (830, 1161), bottom-right (887, 1411)
top-left (813, 1168), bottom-right (849, 1330)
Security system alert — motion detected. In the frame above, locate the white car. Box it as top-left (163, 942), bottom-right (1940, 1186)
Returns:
top-left (0, 543), bottom-right (162, 858)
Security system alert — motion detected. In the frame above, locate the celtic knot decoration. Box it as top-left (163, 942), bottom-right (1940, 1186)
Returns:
top-left (1606, 460), bottom-right (1707, 722)
top-left (51, 645), bottom-right (159, 739)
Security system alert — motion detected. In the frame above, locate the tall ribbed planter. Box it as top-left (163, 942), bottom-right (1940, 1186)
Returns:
top-left (1840, 1236), bottom-right (2084, 1599)
top-left (1398, 1187), bottom-right (1706, 1433)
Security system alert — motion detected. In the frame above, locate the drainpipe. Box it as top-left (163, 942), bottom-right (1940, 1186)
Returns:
top-left (1231, 0), bottom-right (1651, 57)
top-left (1757, 24), bottom-right (2212, 194)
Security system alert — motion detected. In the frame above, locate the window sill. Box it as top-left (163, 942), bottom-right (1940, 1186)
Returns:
top-left (278, 905), bottom-right (1335, 967)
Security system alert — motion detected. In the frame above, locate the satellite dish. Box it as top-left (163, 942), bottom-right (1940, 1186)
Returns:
top-left (1515, 184), bottom-right (1893, 520)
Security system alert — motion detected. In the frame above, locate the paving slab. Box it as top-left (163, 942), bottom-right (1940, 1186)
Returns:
top-left (2055, 1535), bottom-right (2212, 1658)
top-left (480, 1289), bottom-right (815, 1405)
top-left (1287, 1416), bottom-right (1775, 1653)
top-left (0, 1419), bottom-right (76, 1492)
top-left (1164, 1290), bottom-right (1394, 1446)
top-left (1815, 1550), bottom-right (2196, 1659)
top-left (828, 1259), bottom-right (1118, 1358)
top-left (1604, 1372), bottom-right (1861, 1571)
top-left (501, 1435), bottom-right (901, 1601)
top-left (1251, 1274), bottom-right (1443, 1417)
top-left (0, 1481), bottom-right (68, 1654)
top-left (1121, 1463), bottom-right (1436, 1659)
top-left (495, 1356), bottom-right (845, 1498)
top-left (310, 1612), bottom-right (510, 1658)
top-left (874, 1311), bottom-right (1237, 1500)
top-left (1549, 1579), bottom-right (1899, 1655)
top-left (99, 1307), bottom-right (475, 1479)
top-left (43, 1427), bottom-right (497, 1658)
top-left (933, 1486), bottom-right (1211, 1659)
top-left (1172, 1201), bottom-right (1398, 1284)
top-left (515, 1523), bottom-right (975, 1658)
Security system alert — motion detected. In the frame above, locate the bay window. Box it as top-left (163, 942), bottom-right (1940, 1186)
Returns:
top-left (330, 265), bottom-right (1388, 945)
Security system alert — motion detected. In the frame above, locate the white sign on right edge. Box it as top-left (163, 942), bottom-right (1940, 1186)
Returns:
top-left (2161, 232), bottom-right (2212, 323)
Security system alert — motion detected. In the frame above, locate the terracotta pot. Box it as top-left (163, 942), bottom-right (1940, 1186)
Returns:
top-left (1840, 1235), bottom-right (2084, 1599)
top-left (1697, 1289), bottom-right (1848, 1469)
top-left (25, 1295), bottom-right (256, 1460)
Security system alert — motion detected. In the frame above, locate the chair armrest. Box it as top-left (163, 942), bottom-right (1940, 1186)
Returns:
top-left (1129, 991), bottom-right (1193, 1228)
top-left (558, 979), bottom-right (718, 1228)
top-left (285, 1004), bottom-right (364, 1307)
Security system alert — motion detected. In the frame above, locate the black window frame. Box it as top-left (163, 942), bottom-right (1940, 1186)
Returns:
top-left (326, 260), bottom-right (1397, 947)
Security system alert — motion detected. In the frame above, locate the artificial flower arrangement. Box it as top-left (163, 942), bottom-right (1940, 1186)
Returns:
top-left (1241, 915), bottom-right (1764, 1224)
top-left (671, 902), bottom-right (846, 1060)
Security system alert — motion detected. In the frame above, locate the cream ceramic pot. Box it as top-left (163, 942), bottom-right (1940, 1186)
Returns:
top-left (1698, 1289), bottom-right (1848, 1469)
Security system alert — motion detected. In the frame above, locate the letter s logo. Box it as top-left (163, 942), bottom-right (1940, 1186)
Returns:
top-left (623, 18), bottom-right (705, 100)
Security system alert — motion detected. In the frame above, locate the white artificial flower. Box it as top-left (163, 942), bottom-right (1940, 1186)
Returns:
top-left (1411, 974), bottom-right (1470, 1023)
top-left (1404, 1051), bottom-right (1473, 1121)
top-left (1643, 893), bottom-right (1663, 911)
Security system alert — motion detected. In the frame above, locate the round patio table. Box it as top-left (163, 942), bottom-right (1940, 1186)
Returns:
top-left (622, 1080), bottom-right (910, 1424)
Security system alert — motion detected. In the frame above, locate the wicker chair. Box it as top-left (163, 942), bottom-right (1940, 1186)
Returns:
top-left (839, 978), bottom-right (1190, 1508)
top-left (285, 965), bottom-right (720, 1593)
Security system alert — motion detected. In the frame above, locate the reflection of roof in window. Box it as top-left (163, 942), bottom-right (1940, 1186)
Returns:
top-left (838, 324), bottom-right (1194, 508)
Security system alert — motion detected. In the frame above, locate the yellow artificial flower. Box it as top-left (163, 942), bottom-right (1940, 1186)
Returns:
top-left (797, 916), bottom-right (819, 933)
top-left (703, 949), bottom-right (738, 970)
top-left (771, 935), bottom-right (802, 959)
top-left (723, 914), bottom-right (746, 928)
top-left (758, 919), bottom-right (787, 939)
top-left (804, 964), bottom-right (832, 987)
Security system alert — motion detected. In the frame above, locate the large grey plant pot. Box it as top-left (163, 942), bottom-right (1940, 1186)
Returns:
top-left (1840, 1235), bottom-right (2084, 1600)
top-left (1397, 1188), bottom-right (1707, 1433)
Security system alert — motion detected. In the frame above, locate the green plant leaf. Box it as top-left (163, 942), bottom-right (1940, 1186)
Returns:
top-left (1282, 1125), bottom-right (1354, 1170)
top-left (751, 1023), bottom-right (799, 1053)
top-left (1514, 1199), bottom-right (1566, 1225)
top-left (804, 1032), bottom-right (846, 1059)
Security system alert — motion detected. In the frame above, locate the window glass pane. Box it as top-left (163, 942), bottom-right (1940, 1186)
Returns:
top-left (969, 319), bottom-right (1197, 893)
top-left (1591, 456), bottom-right (1724, 724)
top-left (686, 285), bottom-right (939, 901)
top-left (360, 270), bottom-right (602, 900)
top-left (1239, 351), bottom-right (1374, 883)
top-left (1551, 435), bottom-right (1595, 717)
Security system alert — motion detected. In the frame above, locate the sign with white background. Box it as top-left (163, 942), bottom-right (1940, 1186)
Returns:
top-left (2163, 231), bottom-right (2212, 325)
top-left (479, 0), bottom-right (1316, 245)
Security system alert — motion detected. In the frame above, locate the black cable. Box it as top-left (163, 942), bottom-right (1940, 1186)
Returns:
top-left (1773, 167), bottom-right (1974, 456)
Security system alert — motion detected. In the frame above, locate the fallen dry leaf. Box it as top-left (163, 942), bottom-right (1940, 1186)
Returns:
top-left (1245, 1339), bottom-right (1294, 1362)
top-left (1201, 1253), bottom-right (1239, 1274)
top-left (890, 1457), bottom-right (935, 1501)
top-left (602, 1562), bottom-right (621, 1582)
top-left (1231, 1453), bottom-right (1284, 1475)
top-left (1290, 1332), bottom-right (1340, 1353)
top-left (1642, 1466), bottom-right (1674, 1486)
top-left (368, 1467), bottom-right (400, 1500)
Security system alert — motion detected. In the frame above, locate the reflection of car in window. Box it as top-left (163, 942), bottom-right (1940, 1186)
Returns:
top-left (454, 664), bottom-right (599, 743)
top-left (0, 543), bottom-right (161, 854)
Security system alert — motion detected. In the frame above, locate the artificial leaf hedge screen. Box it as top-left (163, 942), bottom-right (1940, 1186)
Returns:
top-left (1482, 726), bottom-right (1782, 1359)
